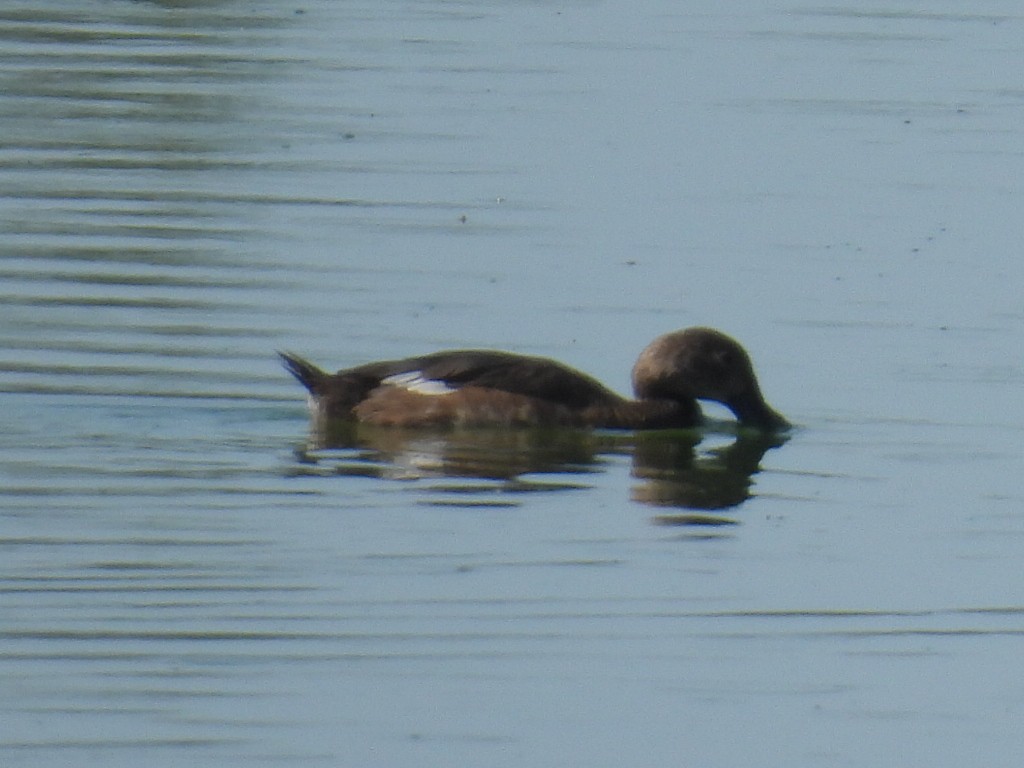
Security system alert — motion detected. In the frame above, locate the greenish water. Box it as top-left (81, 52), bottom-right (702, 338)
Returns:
top-left (2, 2), bottom-right (1023, 766)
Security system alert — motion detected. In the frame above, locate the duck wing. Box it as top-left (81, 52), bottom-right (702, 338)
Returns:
top-left (352, 350), bottom-right (621, 410)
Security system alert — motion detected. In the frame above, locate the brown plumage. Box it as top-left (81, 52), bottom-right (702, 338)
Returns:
top-left (279, 327), bottom-right (789, 431)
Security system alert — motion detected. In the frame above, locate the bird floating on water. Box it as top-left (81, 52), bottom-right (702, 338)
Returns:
top-left (280, 327), bottom-right (789, 431)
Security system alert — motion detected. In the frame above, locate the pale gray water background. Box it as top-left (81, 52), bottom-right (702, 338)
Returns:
top-left (2, 1), bottom-right (1023, 766)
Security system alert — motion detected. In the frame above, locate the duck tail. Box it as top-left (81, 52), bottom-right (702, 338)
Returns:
top-left (278, 352), bottom-right (330, 394)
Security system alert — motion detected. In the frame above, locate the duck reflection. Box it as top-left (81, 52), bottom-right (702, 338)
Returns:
top-left (294, 422), bottom-right (615, 486)
top-left (631, 429), bottom-right (788, 525)
top-left (293, 422), bottom-right (788, 519)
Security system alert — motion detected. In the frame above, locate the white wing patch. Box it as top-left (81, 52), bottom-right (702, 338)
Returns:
top-left (381, 371), bottom-right (456, 396)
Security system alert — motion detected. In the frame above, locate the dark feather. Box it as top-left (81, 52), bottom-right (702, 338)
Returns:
top-left (278, 352), bottom-right (328, 394)
top-left (346, 350), bottom-right (620, 410)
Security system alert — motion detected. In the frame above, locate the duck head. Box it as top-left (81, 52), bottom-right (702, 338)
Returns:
top-left (631, 327), bottom-right (789, 431)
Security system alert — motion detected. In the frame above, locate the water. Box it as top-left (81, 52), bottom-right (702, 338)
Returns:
top-left (2, 1), bottom-right (1024, 766)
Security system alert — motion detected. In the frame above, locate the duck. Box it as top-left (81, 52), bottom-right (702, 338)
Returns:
top-left (279, 326), bottom-right (789, 431)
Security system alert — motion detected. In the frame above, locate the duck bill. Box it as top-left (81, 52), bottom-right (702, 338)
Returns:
top-left (727, 393), bottom-right (790, 431)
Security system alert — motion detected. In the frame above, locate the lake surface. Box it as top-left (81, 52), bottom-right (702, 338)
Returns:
top-left (2, 1), bottom-right (1024, 766)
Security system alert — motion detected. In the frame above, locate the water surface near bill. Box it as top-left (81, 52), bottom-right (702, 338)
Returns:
top-left (2, 2), bottom-right (1024, 767)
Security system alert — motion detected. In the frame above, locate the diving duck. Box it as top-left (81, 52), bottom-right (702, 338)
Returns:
top-left (280, 327), bottom-right (788, 431)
